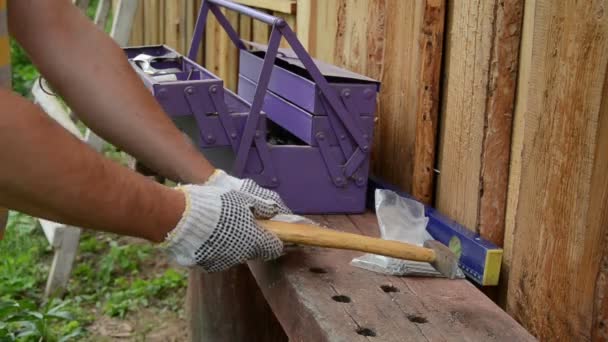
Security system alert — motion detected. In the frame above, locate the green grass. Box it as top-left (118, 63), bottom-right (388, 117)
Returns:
top-left (0, 212), bottom-right (187, 341)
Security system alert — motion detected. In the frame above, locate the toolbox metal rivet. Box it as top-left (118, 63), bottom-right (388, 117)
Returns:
top-left (316, 132), bottom-right (325, 140)
top-left (271, 177), bottom-right (278, 184)
top-left (185, 86), bottom-right (195, 95)
top-left (362, 145), bottom-right (369, 152)
top-left (206, 134), bottom-right (215, 143)
top-left (340, 134), bottom-right (346, 140)
top-left (341, 89), bottom-right (351, 98)
top-left (230, 132), bottom-right (237, 139)
top-left (210, 85), bottom-right (218, 94)
top-left (364, 88), bottom-right (375, 99)
top-left (255, 130), bottom-right (261, 138)
top-left (157, 88), bottom-right (167, 99)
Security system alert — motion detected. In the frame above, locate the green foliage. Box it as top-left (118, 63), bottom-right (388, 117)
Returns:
top-left (9, 40), bottom-right (39, 97)
top-left (0, 213), bottom-right (48, 299)
top-left (0, 299), bottom-right (84, 342)
top-left (103, 269), bottom-right (187, 318)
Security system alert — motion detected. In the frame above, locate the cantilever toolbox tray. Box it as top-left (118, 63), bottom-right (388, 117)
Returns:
top-left (123, 0), bottom-right (380, 213)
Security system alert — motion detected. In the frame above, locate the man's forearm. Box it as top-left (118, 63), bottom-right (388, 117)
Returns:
top-left (0, 90), bottom-right (182, 242)
top-left (8, 0), bottom-right (214, 184)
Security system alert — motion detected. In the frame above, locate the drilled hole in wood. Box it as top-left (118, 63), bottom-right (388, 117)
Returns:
top-left (356, 327), bottom-right (376, 337)
top-left (380, 285), bottom-right (399, 293)
top-left (408, 315), bottom-right (428, 324)
top-left (332, 295), bottom-right (351, 303)
top-left (309, 267), bottom-right (327, 274)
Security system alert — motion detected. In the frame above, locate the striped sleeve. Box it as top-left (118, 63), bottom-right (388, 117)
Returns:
top-left (0, 0), bottom-right (10, 89)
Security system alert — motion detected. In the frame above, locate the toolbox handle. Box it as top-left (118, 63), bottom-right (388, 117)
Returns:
top-left (189, 0), bottom-right (371, 184)
top-left (188, 0), bottom-right (285, 62)
top-left (208, 0), bottom-right (285, 26)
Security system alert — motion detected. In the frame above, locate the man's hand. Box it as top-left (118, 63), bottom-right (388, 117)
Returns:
top-left (163, 184), bottom-right (284, 272)
top-left (205, 169), bottom-right (291, 214)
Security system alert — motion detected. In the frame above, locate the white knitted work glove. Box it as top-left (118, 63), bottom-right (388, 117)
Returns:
top-left (163, 184), bottom-right (284, 272)
top-left (206, 169), bottom-right (291, 214)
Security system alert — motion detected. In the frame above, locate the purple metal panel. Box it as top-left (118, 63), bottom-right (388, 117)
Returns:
top-left (239, 74), bottom-right (375, 147)
top-left (238, 74), bottom-right (313, 144)
top-left (243, 145), bottom-right (369, 214)
top-left (239, 50), bottom-right (377, 116)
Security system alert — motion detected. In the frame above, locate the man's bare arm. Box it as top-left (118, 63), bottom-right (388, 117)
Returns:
top-left (0, 89), bottom-right (182, 243)
top-left (7, 0), bottom-right (214, 184)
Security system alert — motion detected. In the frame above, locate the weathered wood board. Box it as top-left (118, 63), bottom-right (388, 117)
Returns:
top-left (435, 0), bottom-right (523, 245)
top-left (503, 0), bottom-right (608, 340)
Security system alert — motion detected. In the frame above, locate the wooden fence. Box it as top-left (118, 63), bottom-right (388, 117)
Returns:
top-left (123, 1), bottom-right (608, 340)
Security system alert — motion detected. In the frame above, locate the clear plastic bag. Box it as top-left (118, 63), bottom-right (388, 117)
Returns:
top-left (351, 189), bottom-right (464, 278)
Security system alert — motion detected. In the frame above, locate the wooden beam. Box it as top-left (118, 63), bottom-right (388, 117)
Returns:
top-left (504, 0), bottom-right (608, 339)
top-left (435, 0), bottom-right (523, 245)
top-left (187, 266), bottom-right (287, 341)
top-left (411, 0), bottom-right (445, 205)
top-left (231, 0), bottom-right (296, 14)
top-left (246, 213), bottom-right (534, 341)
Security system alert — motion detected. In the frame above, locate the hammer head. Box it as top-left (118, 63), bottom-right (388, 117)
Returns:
top-left (424, 240), bottom-right (460, 279)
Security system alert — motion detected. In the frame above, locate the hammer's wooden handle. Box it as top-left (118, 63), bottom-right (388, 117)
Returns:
top-left (259, 220), bottom-right (436, 263)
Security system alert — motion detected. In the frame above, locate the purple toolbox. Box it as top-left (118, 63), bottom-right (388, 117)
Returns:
top-left (123, 0), bottom-right (380, 213)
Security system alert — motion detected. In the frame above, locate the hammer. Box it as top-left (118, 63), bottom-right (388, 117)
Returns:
top-left (259, 220), bottom-right (460, 279)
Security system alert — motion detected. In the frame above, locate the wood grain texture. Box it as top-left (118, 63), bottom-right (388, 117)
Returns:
top-left (248, 212), bottom-right (534, 341)
top-left (436, 0), bottom-right (497, 231)
top-left (164, 1), bottom-right (181, 52)
top-left (592, 70), bottom-right (608, 342)
top-left (411, 0), bottom-right (445, 204)
top-left (252, 9), bottom-right (271, 44)
top-left (299, 1), bottom-right (435, 193)
top-left (187, 266), bottom-right (287, 342)
top-left (436, 0), bottom-right (522, 246)
top-left (505, 0), bottom-right (608, 340)
top-left (128, 0), bottom-right (143, 45)
top-left (143, 1), bottom-right (159, 44)
top-left (477, 0), bottom-right (523, 247)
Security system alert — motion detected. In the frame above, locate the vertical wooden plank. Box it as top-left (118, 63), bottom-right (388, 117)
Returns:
top-left (159, 0), bottom-right (166, 45)
top-left (187, 266), bottom-right (287, 341)
top-left (435, 0), bottom-right (523, 244)
top-left (296, 0), bottom-right (315, 52)
top-left (240, 14), bottom-right (253, 42)
top-left (477, 0), bottom-right (524, 246)
top-left (502, 0), bottom-right (534, 308)
top-left (143, 1), bottom-right (159, 45)
top-left (591, 72), bottom-right (608, 342)
top-left (411, 0), bottom-right (445, 205)
top-left (505, 0), bottom-right (608, 339)
top-left (128, 0), bottom-right (143, 45)
top-left (184, 0), bottom-right (198, 56)
top-left (252, 10), bottom-right (271, 44)
top-left (300, 0), bottom-right (436, 195)
top-left (435, 0), bottom-right (496, 231)
top-left (131, 0), bottom-right (144, 45)
top-left (205, 9), bottom-right (221, 75)
top-left (164, 1), bottom-right (181, 51)
top-left (222, 10), bottom-right (240, 90)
